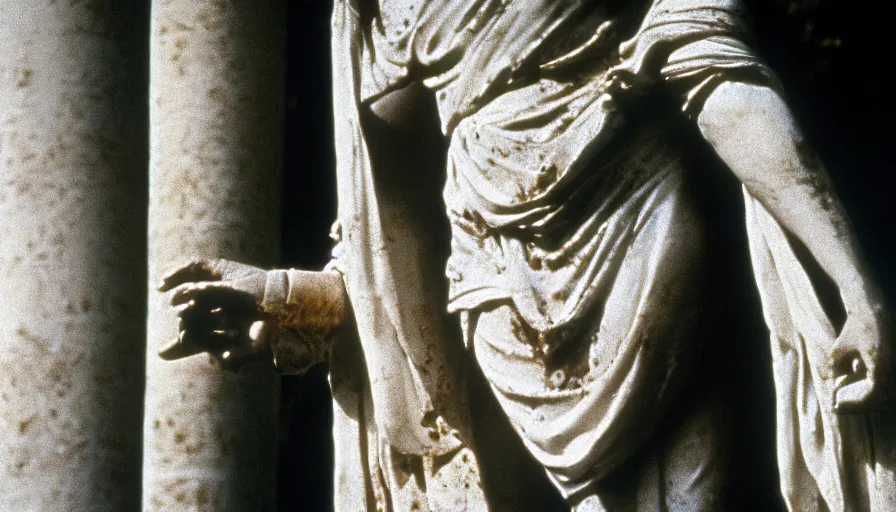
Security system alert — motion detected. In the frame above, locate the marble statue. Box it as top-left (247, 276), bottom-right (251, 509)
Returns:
top-left (157, 0), bottom-right (895, 510)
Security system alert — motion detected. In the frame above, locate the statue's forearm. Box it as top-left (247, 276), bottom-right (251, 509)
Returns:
top-left (697, 81), bottom-right (880, 311)
top-left (262, 269), bottom-right (347, 330)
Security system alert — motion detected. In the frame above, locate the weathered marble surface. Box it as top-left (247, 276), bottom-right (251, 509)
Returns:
top-left (0, 2), bottom-right (146, 509)
top-left (145, 1), bottom-right (284, 510)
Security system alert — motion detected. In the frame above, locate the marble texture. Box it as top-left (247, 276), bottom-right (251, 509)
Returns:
top-left (145, 1), bottom-right (284, 510)
top-left (0, 2), bottom-right (146, 509)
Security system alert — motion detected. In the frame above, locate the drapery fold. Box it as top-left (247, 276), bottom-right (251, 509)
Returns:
top-left (331, 0), bottom-right (468, 459)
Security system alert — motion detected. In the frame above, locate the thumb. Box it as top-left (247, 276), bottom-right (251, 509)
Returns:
top-left (159, 259), bottom-right (222, 291)
top-left (833, 378), bottom-right (875, 413)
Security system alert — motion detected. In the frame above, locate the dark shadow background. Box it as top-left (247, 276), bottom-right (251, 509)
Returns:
top-left (277, 1), bottom-right (896, 510)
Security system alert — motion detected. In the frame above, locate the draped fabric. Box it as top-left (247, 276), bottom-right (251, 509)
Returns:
top-left (442, 0), bottom-right (771, 499)
top-left (330, 3), bottom-right (486, 510)
top-left (330, 0), bottom-right (468, 460)
top-left (330, 0), bottom-right (892, 509)
top-left (357, 0), bottom-right (594, 133)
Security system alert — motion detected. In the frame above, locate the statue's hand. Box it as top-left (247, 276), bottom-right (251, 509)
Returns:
top-left (156, 259), bottom-right (273, 371)
top-left (828, 302), bottom-right (894, 413)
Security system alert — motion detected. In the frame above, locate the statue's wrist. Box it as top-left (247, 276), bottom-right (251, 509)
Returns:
top-left (841, 277), bottom-right (884, 317)
top-left (284, 269), bottom-right (346, 329)
top-left (261, 269), bottom-right (289, 315)
top-left (257, 269), bottom-right (346, 329)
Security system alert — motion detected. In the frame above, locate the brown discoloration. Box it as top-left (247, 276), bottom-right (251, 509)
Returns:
top-left (272, 275), bottom-right (344, 331)
top-left (793, 139), bottom-right (831, 204)
top-left (528, 254), bottom-right (543, 270)
top-left (552, 287), bottom-right (569, 302)
top-left (509, 305), bottom-right (594, 387)
top-left (16, 68), bottom-right (33, 88)
top-left (534, 164), bottom-right (558, 192)
top-left (196, 484), bottom-right (210, 506)
top-left (18, 415), bottom-right (36, 435)
top-left (792, 137), bottom-right (848, 236)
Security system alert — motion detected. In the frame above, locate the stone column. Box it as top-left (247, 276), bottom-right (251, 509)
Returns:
top-left (0, 2), bottom-right (148, 510)
top-left (145, 1), bottom-right (284, 510)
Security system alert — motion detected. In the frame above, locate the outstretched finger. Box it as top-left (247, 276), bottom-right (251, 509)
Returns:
top-left (159, 328), bottom-right (245, 361)
top-left (158, 259), bottom-right (225, 291)
top-left (168, 281), bottom-right (247, 307)
top-left (158, 331), bottom-right (207, 360)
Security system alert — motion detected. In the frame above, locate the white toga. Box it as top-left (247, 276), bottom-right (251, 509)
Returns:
top-left (328, 1), bottom-right (896, 510)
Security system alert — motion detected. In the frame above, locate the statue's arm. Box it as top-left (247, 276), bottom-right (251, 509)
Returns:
top-left (155, 259), bottom-right (346, 371)
top-left (156, 82), bottom-right (436, 372)
top-left (698, 82), bottom-right (874, 306)
top-left (696, 81), bottom-right (891, 410)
